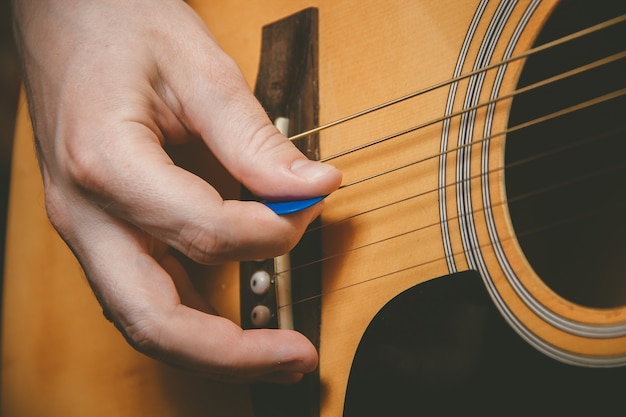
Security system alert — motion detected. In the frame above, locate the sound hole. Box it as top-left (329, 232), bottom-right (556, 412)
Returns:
top-left (505, 1), bottom-right (626, 308)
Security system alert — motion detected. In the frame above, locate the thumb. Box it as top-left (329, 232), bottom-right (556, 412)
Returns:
top-left (162, 34), bottom-right (341, 200)
top-left (220, 119), bottom-right (342, 200)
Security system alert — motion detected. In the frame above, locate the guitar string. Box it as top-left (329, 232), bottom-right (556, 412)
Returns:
top-left (265, 16), bottom-right (626, 306)
top-left (318, 51), bottom-right (626, 165)
top-left (301, 60), bottom-right (626, 234)
top-left (277, 90), bottom-right (626, 305)
top-left (285, 160), bottom-right (626, 307)
top-left (290, 145), bottom-right (626, 279)
top-left (287, 14), bottom-right (626, 143)
top-left (293, 199), bottom-right (626, 308)
top-left (305, 121), bottom-right (626, 237)
top-left (280, 89), bottom-right (625, 272)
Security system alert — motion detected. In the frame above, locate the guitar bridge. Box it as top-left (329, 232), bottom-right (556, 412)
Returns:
top-left (239, 8), bottom-right (322, 417)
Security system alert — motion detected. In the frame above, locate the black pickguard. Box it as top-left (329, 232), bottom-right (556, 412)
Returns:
top-left (344, 272), bottom-right (626, 416)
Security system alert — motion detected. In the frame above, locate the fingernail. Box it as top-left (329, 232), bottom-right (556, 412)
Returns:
top-left (290, 159), bottom-right (337, 181)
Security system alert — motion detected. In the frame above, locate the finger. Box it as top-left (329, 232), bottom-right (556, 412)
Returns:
top-left (155, 310), bottom-right (319, 383)
top-left (154, 24), bottom-right (342, 200)
top-left (73, 214), bottom-right (318, 382)
top-left (63, 111), bottom-right (325, 263)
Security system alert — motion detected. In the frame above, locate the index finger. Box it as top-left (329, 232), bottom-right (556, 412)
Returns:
top-left (70, 120), bottom-right (325, 265)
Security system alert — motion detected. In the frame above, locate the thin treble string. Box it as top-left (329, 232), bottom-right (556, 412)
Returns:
top-left (290, 197), bottom-right (626, 308)
top-left (268, 14), bottom-right (626, 310)
top-left (275, 91), bottom-right (626, 306)
top-left (294, 156), bottom-right (626, 278)
top-left (274, 90), bottom-right (626, 278)
top-left (304, 119), bottom-right (626, 237)
top-left (284, 130), bottom-right (626, 305)
top-left (283, 122), bottom-right (626, 278)
top-left (319, 51), bottom-right (626, 164)
top-left (287, 14), bottom-right (626, 143)
top-left (300, 86), bottom-right (626, 237)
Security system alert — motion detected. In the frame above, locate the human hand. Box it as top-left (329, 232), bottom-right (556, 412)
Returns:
top-left (12, 0), bottom-right (341, 383)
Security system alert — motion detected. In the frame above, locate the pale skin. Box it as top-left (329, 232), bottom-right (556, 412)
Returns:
top-left (12, 0), bottom-right (342, 383)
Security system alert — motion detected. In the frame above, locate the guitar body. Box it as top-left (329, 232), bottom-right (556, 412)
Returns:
top-left (2, 1), bottom-right (625, 416)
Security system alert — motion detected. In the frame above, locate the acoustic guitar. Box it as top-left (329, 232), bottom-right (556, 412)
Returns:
top-left (2, 1), bottom-right (625, 416)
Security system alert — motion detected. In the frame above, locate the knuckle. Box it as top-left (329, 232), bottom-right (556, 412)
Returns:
top-left (120, 314), bottom-right (163, 357)
top-left (245, 125), bottom-right (284, 163)
top-left (238, 128), bottom-right (294, 194)
top-left (42, 181), bottom-right (74, 239)
top-left (198, 53), bottom-right (246, 108)
top-left (54, 118), bottom-right (122, 199)
top-left (178, 222), bottom-right (227, 265)
top-left (209, 53), bottom-right (244, 88)
top-left (175, 211), bottom-right (305, 264)
top-left (63, 140), bottom-right (109, 195)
